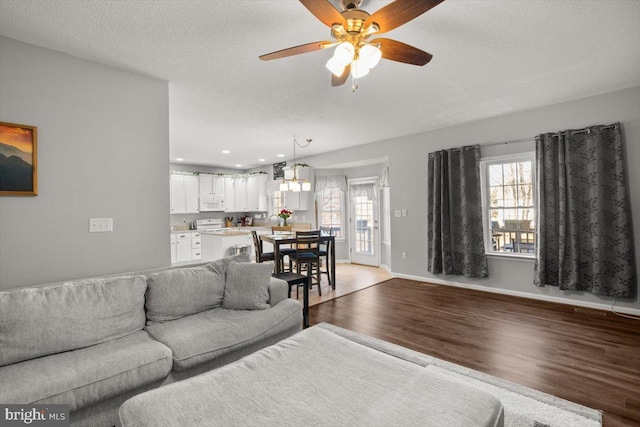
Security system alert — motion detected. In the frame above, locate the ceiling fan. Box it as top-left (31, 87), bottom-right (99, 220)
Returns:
top-left (259, 0), bottom-right (444, 89)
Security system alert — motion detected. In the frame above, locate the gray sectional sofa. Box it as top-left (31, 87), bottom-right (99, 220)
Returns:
top-left (0, 253), bottom-right (302, 426)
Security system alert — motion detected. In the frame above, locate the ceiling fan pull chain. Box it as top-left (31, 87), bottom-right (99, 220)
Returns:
top-left (351, 75), bottom-right (358, 92)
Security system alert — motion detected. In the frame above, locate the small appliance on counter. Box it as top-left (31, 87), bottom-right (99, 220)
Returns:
top-left (225, 217), bottom-right (234, 228)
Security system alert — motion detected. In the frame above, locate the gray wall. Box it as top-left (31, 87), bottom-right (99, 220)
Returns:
top-left (0, 37), bottom-right (170, 289)
top-left (298, 86), bottom-right (640, 312)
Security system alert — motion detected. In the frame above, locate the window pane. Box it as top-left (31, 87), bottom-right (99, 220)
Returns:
top-left (518, 161), bottom-right (532, 183)
top-left (519, 184), bottom-right (533, 206)
top-left (503, 185), bottom-right (518, 207)
top-left (489, 165), bottom-right (503, 185)
top-left (489, 186), bottom-right (503, 207)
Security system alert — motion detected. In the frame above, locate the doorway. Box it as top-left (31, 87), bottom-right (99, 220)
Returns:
top-left (348, 178), bottom-right (379, 267)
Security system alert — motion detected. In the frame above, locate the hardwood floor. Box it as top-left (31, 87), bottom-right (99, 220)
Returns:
top-left (309, 277), bottom-right (640, 427)
top-left (288, 263), bottom-right (392, 307)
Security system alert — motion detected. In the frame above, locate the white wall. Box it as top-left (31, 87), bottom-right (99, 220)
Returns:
top-left (0, 37), bottom-right (170, 289)
top-left (298, 86), bottom-right (640, 312)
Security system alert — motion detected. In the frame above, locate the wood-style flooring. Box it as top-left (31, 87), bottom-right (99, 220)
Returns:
top-left (288, 263), bottom-right (392, 307)
top-left (309, 277), bottom-right (640, 427)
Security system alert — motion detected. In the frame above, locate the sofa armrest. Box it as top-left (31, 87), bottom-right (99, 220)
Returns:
top-left (268, 277), bottom-right (289, 307)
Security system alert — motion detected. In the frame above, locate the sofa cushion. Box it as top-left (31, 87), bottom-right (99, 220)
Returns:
top-left (145, 299), bottom-right (302, 372)
top-left (0, 275), bottom-right (147, 367)
top-left (145, 253), bottom-right (251, 325)
top-left (222, 261), bottom-right (272, 310)
top-left (0, 330), bottom-right (172, 412)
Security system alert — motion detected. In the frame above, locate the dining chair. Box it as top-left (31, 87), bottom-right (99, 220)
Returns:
top-left (251, 231), bottom-right (275, 265)
top-left (319, 227), bottom-right (335, 285)
top-left (271, 225), bottom-right (295, 272)
top-left (287, 230), bottom-right (322, 296)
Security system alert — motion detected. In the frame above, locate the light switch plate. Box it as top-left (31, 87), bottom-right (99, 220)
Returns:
top-left (401, 209), bottom-right (408, 217)
top-left (394, 210), bottom-right (401, 217)
top-left (89, 218), bottom-right (113, 233)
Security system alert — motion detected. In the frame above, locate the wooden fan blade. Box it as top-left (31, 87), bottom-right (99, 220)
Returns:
top-left (331, 64), bottom-right (351, 87)
top-left (371, 38), bottom-right (433, 66)
top-left (259, 41), bottom-right (334, 61)
top-left (299, 0), bottom-right (347, 28)
top-left (365, 0), bottom-right (444, 34)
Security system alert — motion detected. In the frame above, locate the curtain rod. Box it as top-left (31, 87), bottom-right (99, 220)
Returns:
top-left (474, 123), bottom-right (619, 147)
top-left (548, 123), bottom-right (618, 137)
top-left (429, 123), bottom-right (619, 155)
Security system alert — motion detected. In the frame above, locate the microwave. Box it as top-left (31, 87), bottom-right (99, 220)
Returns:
top-left (200, 195), bottom-right (225, 211)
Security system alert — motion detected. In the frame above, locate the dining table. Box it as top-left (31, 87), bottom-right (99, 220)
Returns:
top-left (260, 232), bottom-right (336, 290)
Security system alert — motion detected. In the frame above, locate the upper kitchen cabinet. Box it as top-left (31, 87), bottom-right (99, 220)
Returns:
top-left (225, 174), bottom-right (268, 212)
top-left (247, 174), bottom-right (268, 212)
top-left (170, 173), bottom-right (199, 214)
top-left (199, 174), bottom-right (226, 211)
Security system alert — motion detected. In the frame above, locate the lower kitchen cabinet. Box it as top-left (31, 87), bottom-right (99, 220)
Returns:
top-left (171, 231), bottom-right (201, 264)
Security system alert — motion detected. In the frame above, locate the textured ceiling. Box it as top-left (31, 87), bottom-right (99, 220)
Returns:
top-left (1, 0), bottom-right (639, 169)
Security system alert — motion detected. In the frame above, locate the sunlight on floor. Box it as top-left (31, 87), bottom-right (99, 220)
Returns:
top-left (288, 263), bottom-right (392, 307)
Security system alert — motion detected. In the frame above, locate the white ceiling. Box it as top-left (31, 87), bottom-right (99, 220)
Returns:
top-left (1, 1), bottom-right (639, 169)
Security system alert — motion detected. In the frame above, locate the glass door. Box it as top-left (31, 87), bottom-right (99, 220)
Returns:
top-left (349, 180), bottom-right (379, 266)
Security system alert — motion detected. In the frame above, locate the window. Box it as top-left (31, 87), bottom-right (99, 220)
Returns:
top-left (317, 188), bottom-right (344, 239)
top-left (480, 153), bottom-right (536, 256)
top-left (272, 190), bottom-right (283, 216)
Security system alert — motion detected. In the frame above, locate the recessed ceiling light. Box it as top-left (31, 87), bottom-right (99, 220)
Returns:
top-left (176, 158), bottom-right (184, 161)
top-left (222, 150), bottom-right (230, 154)
top-left (258, 158), bottom-right (266, 162)
top-left (277, 154), bottom-right (285, 158)
top-left (235, 164), bottom-right (242, 167)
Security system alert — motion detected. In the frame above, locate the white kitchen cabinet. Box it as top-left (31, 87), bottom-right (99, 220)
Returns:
top-left (199, 174), bottom-right (226, 211)
top-left (225, 177), bottom-right (237, 212)
top-left (170, 173), bottom-right (199, 214)
top-left (199, 174), bottom-right (225, 197)
top-left (171, 232), bottom-right (192, 263)
top-left (235, 177), bottom-right (248, 211)
top-left (247, 175), bottom-right (268, 211)
top-left (224, 175), bottom-right (268, 212)
top-left (191, 232), bottom-right (202, 261)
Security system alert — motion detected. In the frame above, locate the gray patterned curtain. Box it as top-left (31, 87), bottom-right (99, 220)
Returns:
top-left (428, 145), bottom-right (488, 278)
top-left (534, 123), bottom-right (636, 298)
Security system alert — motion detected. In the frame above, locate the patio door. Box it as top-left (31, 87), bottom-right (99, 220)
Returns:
top-left (348, 179), bottom-right (379, 267)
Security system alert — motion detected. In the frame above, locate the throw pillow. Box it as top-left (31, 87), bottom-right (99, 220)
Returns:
top-left (222, 261), bottom-right (272, 310)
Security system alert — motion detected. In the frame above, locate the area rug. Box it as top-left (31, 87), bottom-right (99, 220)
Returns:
top-left (317, 323), bottom-right (602, 427)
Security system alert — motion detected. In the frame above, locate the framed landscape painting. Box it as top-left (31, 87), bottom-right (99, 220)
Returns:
top-left (0, 121), bottom-right (38, 196)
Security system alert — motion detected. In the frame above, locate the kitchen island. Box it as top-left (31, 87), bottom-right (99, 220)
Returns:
top-left (199, 224), bottom-right (312, 262)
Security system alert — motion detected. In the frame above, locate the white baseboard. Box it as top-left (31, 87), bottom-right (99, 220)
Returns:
top-left (381, 264), bottom-right (392, 274)
top-left (391, 272), bottom-right (640, 316)
top-left (336, 259), bottom-right (350, 264)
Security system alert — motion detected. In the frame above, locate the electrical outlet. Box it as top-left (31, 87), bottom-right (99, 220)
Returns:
top-left (89, 218), bottom-right (113, 233)
top-left (402, 252), bottom-right (407, 259)
top-left (395, 210), bottom-right (402, 217)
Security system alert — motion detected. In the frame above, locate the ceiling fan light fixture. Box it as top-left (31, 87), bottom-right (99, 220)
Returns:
top-left (359, 44), bottom-right (382, 69)
top-left (351, 58), bottom-right (370, 79)
top-left (333, 41), bottom-right (355, 66)
top-left (325, 57), bottom-right (345, 77)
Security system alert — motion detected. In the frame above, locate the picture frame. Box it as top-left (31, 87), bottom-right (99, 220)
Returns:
top-left (0, 121), bottom-right (38, 196)
top-left (273, 161), bottom-right (286, 180)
